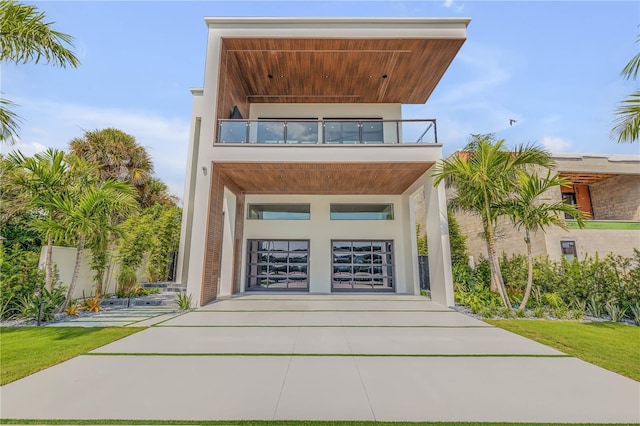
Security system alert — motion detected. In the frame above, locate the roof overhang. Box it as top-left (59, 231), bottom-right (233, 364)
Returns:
top-left (553, 153), bottom-right (640, 182)
top-left (207, 17), bottom-right (469, 105)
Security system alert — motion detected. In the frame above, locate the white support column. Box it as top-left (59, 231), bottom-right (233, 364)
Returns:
top-left (423, 176), bottom-right (454, 306)
top-left (401, 189), bottom-right (421, 295)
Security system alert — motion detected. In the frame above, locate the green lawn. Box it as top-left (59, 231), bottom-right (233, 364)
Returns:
top-left (486, 320), bottom-right (640, 381)
top-left (0, 327), bottom-right (143, 385)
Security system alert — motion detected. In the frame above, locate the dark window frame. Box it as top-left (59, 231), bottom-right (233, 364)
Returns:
top-left (560, 240), bottom-right (577, 261)
top-left (331, 239), bottom-right (395, 292)
top-left (246, 239), bottom-right (310, 291)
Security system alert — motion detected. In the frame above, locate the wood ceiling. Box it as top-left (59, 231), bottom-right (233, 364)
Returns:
top-left (215, 162), bottom-right (433, 194)
top-left (216, 37), bottom-right (465, 119)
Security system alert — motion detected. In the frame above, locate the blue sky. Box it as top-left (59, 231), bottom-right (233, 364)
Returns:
top-left (4, 1), bottom-right (639, 200)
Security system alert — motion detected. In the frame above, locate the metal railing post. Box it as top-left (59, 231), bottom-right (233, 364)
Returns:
top-left (433, 120), bottom-right (438, 144)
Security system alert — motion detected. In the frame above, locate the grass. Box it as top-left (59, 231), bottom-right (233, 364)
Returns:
top-left (0, 421), bottom-right (635, 426)
top-left (0, 327), bottom-right (143, 385)
top-left (486, 320), bottom-right (640, 381)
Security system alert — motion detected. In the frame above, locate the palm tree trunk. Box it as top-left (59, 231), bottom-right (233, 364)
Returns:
top-left (61, 236), bottom-right (85, 312)
top-left (45, 234), bottom-right (53, 289)
top-left (486, 236), bottom-right (511, 309)
top-left (483, 222), bottom-right (511, 309)
top-left (518, 230), bottom-right (534, 311)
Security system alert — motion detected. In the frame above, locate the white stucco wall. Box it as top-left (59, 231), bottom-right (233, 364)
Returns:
top-left (39, 246), bottom-right (147, 299)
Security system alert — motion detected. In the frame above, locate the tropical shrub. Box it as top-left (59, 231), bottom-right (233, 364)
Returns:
top-left (605, 301), bottom-right (628, 323)
top-left (455, 251), bottom-right (640, 323)
top-left (18, 285), bottom-right (66, 322)
top-left (64, 302), bottom-right (79, 316)
top-left (145, 205), bottom-right (181, 282)
top-left (81, 294), bottom-right (102, 313)
top-left (0, 244), bottom-right (46, 319)
top-left (117, 265), bottom-right (138, 295)
top-left (176, 292), bottom-right (193, 311)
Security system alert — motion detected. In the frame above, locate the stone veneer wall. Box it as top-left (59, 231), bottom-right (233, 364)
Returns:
top-left (454, 212), bottom-right (549, 265)
top-left (589, 175), bottom-right (640, 220)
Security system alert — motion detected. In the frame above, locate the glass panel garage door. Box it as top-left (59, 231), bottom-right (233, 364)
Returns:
top-left (246, 240), bottom-right (309, 290)
top-left (332, 240), bottom-right (394, 291)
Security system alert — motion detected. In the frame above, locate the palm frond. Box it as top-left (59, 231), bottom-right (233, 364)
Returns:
top-left (611, 91), bottom-right (640, 143)
top-left (0, 0), bottom-right (80, 68)
top-left (621, 35), bottom-right (640, 80)
top-left (0, 96), bottom-right (21, 144)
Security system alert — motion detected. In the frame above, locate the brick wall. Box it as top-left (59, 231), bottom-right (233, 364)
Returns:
top-left (201, 163), bottom-right (244, 306)
top-left (590, 175), bottom-right (640, 220)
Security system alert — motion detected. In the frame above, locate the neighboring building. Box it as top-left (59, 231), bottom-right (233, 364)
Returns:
top-left (455, 153), bottom-right (640, 264)
top-left (175, 17), bottom-right (470, 307)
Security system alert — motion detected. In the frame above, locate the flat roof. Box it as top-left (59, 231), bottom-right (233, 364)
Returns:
top-left (205, 17), bottom-right (471, 28)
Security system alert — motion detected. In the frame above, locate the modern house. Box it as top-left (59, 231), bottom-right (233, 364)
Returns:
top-left (175, 17), bottom-right (471, 307)
top-left (455, 153), bottom-right (640, 263)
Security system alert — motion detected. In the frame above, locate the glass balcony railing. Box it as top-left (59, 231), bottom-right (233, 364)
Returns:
top-left (216, 119), bottom-right (438, 145)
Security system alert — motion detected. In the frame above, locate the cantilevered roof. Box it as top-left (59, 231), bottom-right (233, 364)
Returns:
top-left (206, 17), bottom-right (470, 105)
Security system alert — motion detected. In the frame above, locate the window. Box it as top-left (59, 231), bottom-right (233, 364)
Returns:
top-left (561, 241), bottom-right (577, 261)
top-left (332, 240), bottom-right (394, 290)
top-left (246, 240), bottom-right (309, 290)
top-left (247, 204), bottom-right (310, 220)
top-left (330, 203), bottom-right (394, 220)
top-left (562, 192), bottom-right (577, 219)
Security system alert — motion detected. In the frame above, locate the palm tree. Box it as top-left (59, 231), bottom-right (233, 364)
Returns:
top-left (498, 171), bottom-right (587, 310)
top-left (0, 0), bottom-right (80, 143)
top-left (612, 35), bottom-right (640, 143)
top-left (432, 134), bottom-right (554, 309)
top-left (8, 148), bottom-right (69, 288)
top-left (69, 128), bottom-right (155, 204)
top-left (44, 178), bottom-right (136, 311)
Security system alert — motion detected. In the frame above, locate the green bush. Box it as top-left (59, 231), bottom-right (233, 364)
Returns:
top-left (452, 262), bottom-right (474, 290)
top-left (454, 250), bottom-right (640, 323)
top-left (116, 265), bottom-right (138, 295)
top-left (500, 253), bottom-right (527, 293)
top-left (473, 258), bottom-right (491, 291)
top-left (18, 284), bottom-right (66, 322)
top-left (0, 244), bottom-right (46, 319)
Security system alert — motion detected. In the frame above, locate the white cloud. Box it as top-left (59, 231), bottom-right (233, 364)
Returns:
top-left (540, 136), bottom-right (572, 153)
top-left (443, 0), bottom-right (464, 12)
top-left (9, 98), bottom-right (190, 200)
top-left (5, 141), bottom-right (47, 157)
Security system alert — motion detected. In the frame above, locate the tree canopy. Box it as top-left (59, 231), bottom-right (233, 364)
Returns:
top-left (0, 0), bottom-right (80, 143)
top-left (433, 134), bottom-right (554, 309)
top-left (612, 35), bottom-right (640, 143)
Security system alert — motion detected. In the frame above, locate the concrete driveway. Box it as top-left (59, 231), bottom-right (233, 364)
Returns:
top-left (1, 294), bottom-right (639, 423)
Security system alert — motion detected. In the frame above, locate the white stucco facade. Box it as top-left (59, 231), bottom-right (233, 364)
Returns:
top-left (176, 17), bottom-right (468, 307)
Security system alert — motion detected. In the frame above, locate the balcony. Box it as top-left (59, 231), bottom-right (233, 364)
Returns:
top-left (216, 119), bottom-right (438, 145)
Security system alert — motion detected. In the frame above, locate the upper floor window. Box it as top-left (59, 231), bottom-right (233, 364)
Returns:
top-left (330, 203), bottom-right (394, 220)
top-left (247, 203), bottom-right (310, 220)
